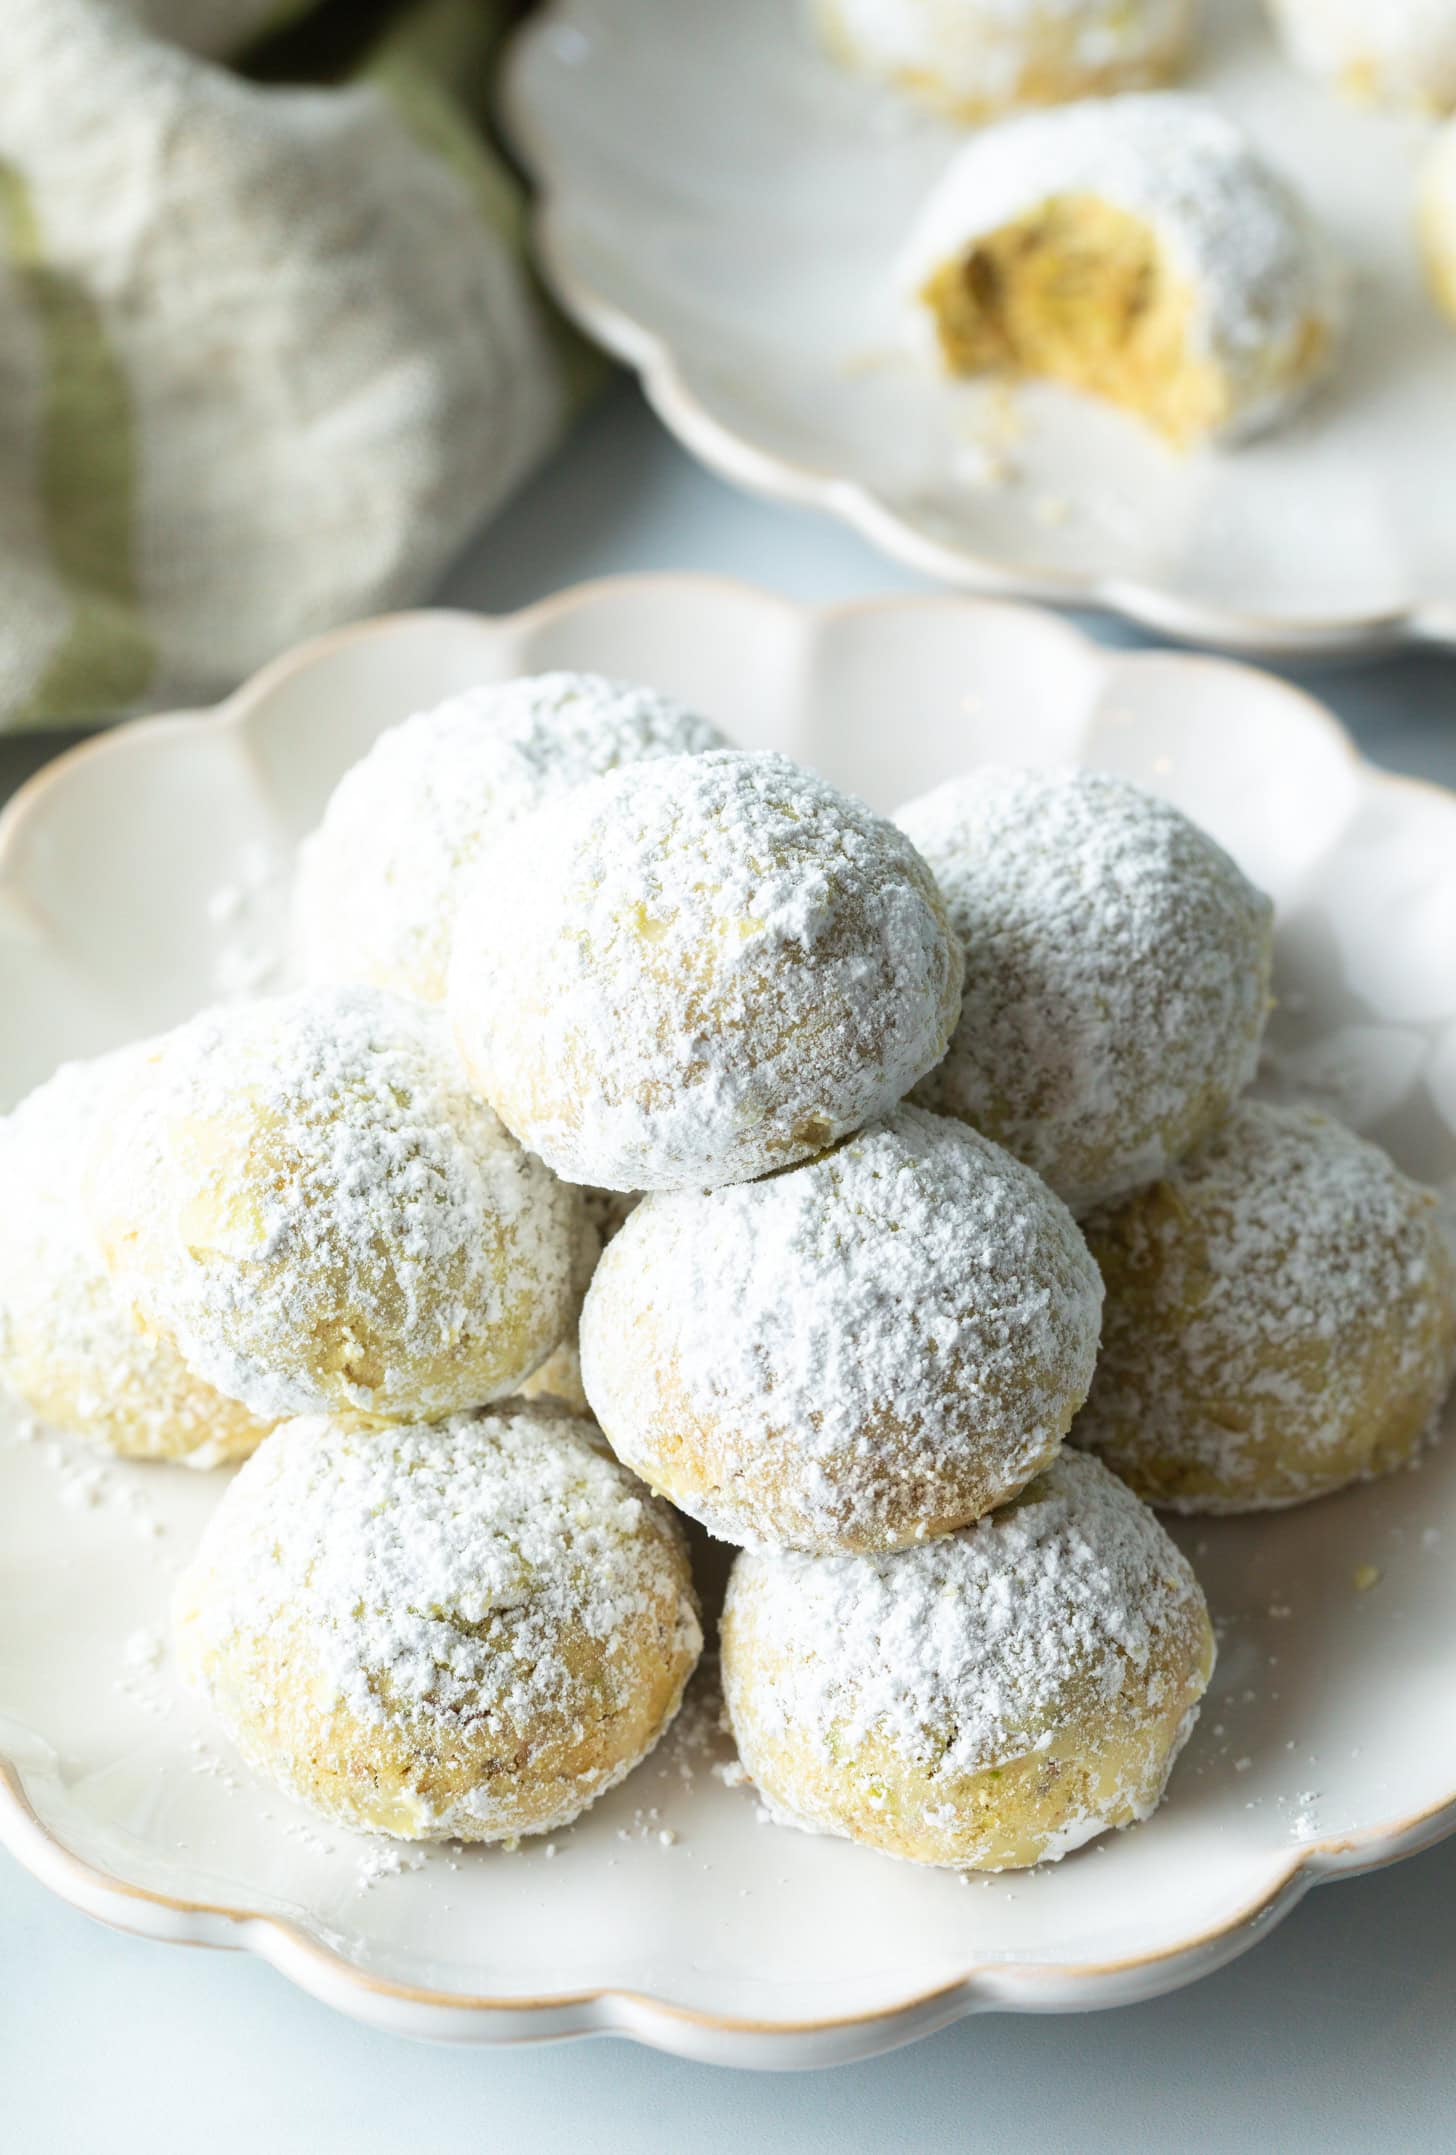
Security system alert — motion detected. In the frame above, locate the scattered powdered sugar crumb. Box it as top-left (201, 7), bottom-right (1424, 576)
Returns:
top-left (451, 749), bottom-right (962, 1191)
top-left (60, 1465), bottom-right (106, 1509)
top-left (110, 1622), bottom-right (173, 1721)
top-left (1279, 1782), bottom-right (1325, 1840)
top-left (5, 1408), bottom-right (187, 1549)
top-left (271, 1812), bottom-right (339, 1859)
top-left (356, 1843), bottom-right (430, 1893)
top-left (582, 1103), bottom-right (1102, 1550)
top-left (123, 1628), bottom-right (163, 1671)
top-left (186, 1744), bottom-right (244, 1794)
top-left (898, 766), bottom-right (1272, 1212)
top-left (611, 1811), bottom-right (680, 1850)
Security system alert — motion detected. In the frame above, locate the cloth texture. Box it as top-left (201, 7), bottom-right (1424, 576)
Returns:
top-left (0, 0), bottom-right (568, 729)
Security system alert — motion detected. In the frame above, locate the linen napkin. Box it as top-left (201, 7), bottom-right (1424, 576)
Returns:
top-left (0, 0), bottom-right (570, 730)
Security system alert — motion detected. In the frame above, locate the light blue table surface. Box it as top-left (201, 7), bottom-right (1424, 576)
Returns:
top-left (4, 384), bottom-right (1455, 2151)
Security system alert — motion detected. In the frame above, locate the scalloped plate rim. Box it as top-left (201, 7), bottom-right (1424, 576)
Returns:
top-left (2, 575), bottom-right (1455, 2065)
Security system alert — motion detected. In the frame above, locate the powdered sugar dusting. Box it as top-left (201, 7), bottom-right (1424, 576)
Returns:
top-left (89, 986), bottom-right (575, 1421)
top-left (581, 1103), bottom-right (1102, 1552)
top-left (294, 672), bottom-right (729, 1004)
top-left (176, 1404), bottom-right (702, 1839)
top-left (899, 94), bottom-right (1342, 437)
top-left (722, 1449), bottom-right (1211, 1855)
top-left (1078, 1099), bottom-right (1456, 1511)
top-left (899, 766), bottom-right (1273, 1213)
top-left (449, 749), bottom-right (963, 1192)
top-left (0, 1051), bottom-right (272, 1464)
top-left (819, 0), bottom-right (1194, 111)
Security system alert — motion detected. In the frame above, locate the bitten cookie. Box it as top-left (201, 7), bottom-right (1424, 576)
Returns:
top-left (901, 95), bottom-right (1341, 444)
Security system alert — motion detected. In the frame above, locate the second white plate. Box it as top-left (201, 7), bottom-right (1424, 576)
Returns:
top-left (505, 0), bottom-right (1456, 653)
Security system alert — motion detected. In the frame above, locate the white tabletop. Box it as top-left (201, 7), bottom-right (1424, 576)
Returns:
top-left (5, 383), bottom-right (1455, 2150)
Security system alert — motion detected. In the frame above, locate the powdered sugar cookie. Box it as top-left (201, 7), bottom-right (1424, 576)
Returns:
top-left (88, 986), bottom-right (575, 1422)
top-left (0, 1051), bottom-right (271, 1466)
top-left (901, 94), bottom-right (1341, 444)
top-left (1420, 118), bottom-right (1456, 322)
top-left (294, 672), bottom-right (729, 1004)
top-left (815, 0), bottom-right (1195, 119)
top-left (449, 749), bottom-right (963, 1192)
top-left (175, 1404), bottom-right (701, 1841)
top-left (1268, 0), bottom-right (1456, 111)
top-left (898, 766), bottom-right (1274, 1214)
top-left (580, 1105), bottom-right (1102, 1553)
top-left (1076, 1101), bottom-right (1456, 1512)
top-left (721, 1448), bottom-right (1213, 1869)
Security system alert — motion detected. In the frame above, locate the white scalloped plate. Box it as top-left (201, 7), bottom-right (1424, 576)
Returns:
top-left (2, 577), bottom-right (1455, 2067)
top-left (504, 0), bottom-right (1456, 656)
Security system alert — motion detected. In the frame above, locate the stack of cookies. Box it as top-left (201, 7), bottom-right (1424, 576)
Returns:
top-left (3, 671), bottom-right (1452, 1869)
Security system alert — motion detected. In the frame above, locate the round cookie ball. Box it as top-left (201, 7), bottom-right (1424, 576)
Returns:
top-left (580, 1104), bottom-right (1103, 1554)
top-left (293, 673), bottom-right (729, 1004)
top-left (0, 1051), bottom-right (271, 1466)
top-left (898, 766), bottom-right (1274, 1214)
top-left (88, 986), bottom-right (575, 1422)
top-left (449, 749), bottom-right (964, 1192)
top-left (816, 0), bottom-right (1196, 121)
top-left (1268, 0), bottom-right (1456, 112)
top-left (1075, 1100), bottom-right (1456, 1513)
top-left (174, 1403), bottom-right (702, 1841)
top-left (721, 1448), bottom-right (1213, 1870)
